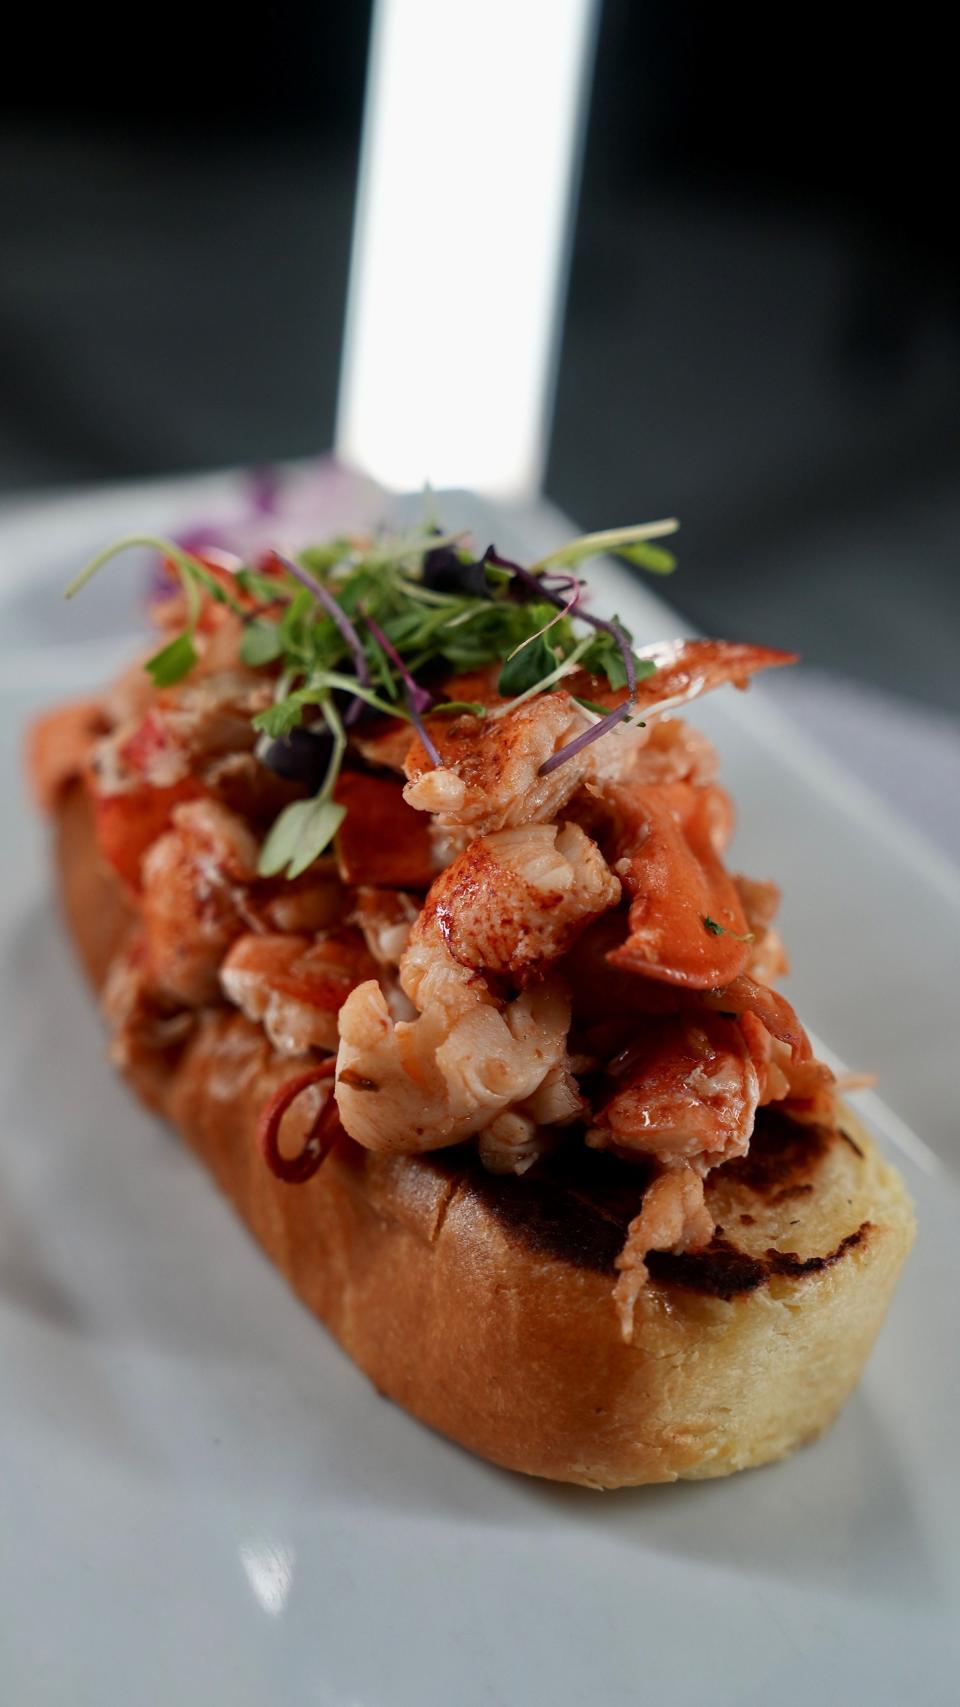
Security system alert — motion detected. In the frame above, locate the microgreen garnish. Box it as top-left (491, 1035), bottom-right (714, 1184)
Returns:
top-left (361, 610), bottom-right (441, 766)
top-left (431, 700), bottom-right (488, 717)
top-left (530, 518), bottom-right (678, 575)
top-left (498, 631), bottom-right (559, 696)
top-left (258, 698), bottom-right (347, 878)
top-left (66, 533), bottom-right (246, 688)
top-left (67, 516), bottom-right (680, 878)
top-left (259, 796), bottom-right (347, 879)
top-left (240, 619), bottom-right (284, 668)
top-left (703, 916), bottom-right (755, 944)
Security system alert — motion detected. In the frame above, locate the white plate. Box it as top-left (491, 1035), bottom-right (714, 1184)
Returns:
top-left (1, 479), bottom-right (958, 1706)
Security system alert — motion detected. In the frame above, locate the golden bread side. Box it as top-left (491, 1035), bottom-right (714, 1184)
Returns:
top-left (53, 781), bottom-right (916, 1487)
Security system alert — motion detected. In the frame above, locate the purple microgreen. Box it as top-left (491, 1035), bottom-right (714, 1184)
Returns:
top-left (361, 612), bottom-right (431, 713)
top-left (361, 611), bottom-right (441, 766)
top-left (484, 544), bottom-right (637, 695)
top-left (538, 698), bottom-right (639, 776)
top-left (484, 546), bottom-right (568, 611)
top-left (409, 706), bottom-right (441, 767)
top-left (69, 512), bottom-right (685, 883)
top-left (277, 553), bottom-right (371, 691)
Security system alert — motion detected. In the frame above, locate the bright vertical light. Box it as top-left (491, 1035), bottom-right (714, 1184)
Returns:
top-left (336, 0), bottom-right (598, 498)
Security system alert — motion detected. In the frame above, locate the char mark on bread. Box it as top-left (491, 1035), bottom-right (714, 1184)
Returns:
top-left (430, 1109), bottom-right (872, 1299)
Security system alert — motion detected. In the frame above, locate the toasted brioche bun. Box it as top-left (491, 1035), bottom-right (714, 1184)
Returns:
top-left (53, 781), bottom-right (915, 1488)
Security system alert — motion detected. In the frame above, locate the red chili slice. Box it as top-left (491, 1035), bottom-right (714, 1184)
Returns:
top-left (257, 1059), bottom-right (340, 1184)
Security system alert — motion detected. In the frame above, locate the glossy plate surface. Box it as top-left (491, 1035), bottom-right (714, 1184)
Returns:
top-left (1, 478), bottom-right (957, 1705)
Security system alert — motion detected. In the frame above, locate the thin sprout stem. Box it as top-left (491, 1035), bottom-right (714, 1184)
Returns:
top-left (361, 611), bottom-right (432, 711)
top-left (361, 609), bottom-right (440, 763)
top-left (181, 568), bottom-right (203, 634)
top-left (364, 529), bottom-right (468, 575)
top-left (395, 579), bottom-right (464, 607)
top-left (317, 696), bottom-right (348, 799)
top-left (64, 533), bottom-right (184, 598)
top-left (442, 605), bottom-right (486, 630)
top-left (530, 518), bottom-right (679, 573)
top-left (503, 586), bottom-right (580, 663)
top-left (305, 672), bottom-right (410, 721)
top-left (539, 695), bottom-right (639, 776)
top-left (278, 554), bottom-right (371, 688)
top-left (65, 533), bottom-right (250, 618)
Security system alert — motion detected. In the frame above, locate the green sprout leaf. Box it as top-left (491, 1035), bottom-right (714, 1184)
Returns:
top-left (703, 915), bottom-right (755, 944)
top-left (258, 797), bottom-right (347, 880)
top-left (240, 618), bottom-right (284, 667)
top-left (253, 694), bottom-right (311, 739)
top-left (573, 696), bottom-right (643, 724)
top-left (617, 540), bottom-right (677, 574)
top-left (498, 632), bottom-right (557, 696)
top-left (234, 566), bottom-right (291, 603)
top-left (579, 625), bottom-right (657, 692)
top-left (145, 630), bottom-right (198, 687)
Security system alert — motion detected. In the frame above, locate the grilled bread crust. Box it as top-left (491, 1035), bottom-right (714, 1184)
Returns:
top-left (53, 781), bottom-right (915, 1488)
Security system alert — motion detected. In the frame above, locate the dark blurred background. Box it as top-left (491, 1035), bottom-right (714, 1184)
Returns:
top-left (2, 3), bottom-right (957, 711)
